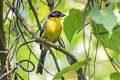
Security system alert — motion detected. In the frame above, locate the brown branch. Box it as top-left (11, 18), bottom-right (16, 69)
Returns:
top-left (35, 37), bottom-right (78, 62)
top-left (49, 49), bottom-right (64, 80)
top-left (0, 0), bottom-right (6, 65)
top-left (0, 0), bottom-right (7, 80)
top-left (0, 51), bottom-right (8, 54)
top-left (0, 0), bottom-right (5, 50)
top-left (0, 59), bottom-right (35, 80)
top-left (46, 0), bottom-right (54, 11)
top-left (49, 49), bottom-right (60, 72)
top-left (0, 67), bottom-right (17, 80)
top-left (18, 59), bottom-right (35, 72)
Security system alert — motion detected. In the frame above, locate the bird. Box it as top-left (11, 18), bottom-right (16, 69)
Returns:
top-left (36, 11), bottom-right (66, 74)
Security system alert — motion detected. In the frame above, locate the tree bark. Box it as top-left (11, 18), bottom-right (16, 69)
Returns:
top-left (0, 0), bottom-right (7, 80)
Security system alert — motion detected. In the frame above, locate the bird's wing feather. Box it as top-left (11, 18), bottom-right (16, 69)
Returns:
top-left (40, 20), bottom-right (48, 37)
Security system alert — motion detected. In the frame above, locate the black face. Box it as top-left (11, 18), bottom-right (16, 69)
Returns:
top-left (48, 11), bottom-right (66, 18)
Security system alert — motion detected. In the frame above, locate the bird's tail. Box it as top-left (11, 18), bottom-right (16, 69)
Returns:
top-left (36, 49), bottom-right (48, 74)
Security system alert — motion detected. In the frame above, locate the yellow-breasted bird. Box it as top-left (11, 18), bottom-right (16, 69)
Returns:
top-left (36, 11), bottom-right (66, 74)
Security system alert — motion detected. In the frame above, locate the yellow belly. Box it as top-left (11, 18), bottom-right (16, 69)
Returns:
top-left (44, 18), bottom-right (62, 42)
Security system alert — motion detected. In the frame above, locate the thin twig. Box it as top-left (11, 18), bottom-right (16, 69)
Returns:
top-left (27, 51), bottom-right (32, 80)
top-left (93, 25), bottom-right (120, 35)
top-left (53, 0), bottom-right (61, 10)
top-left (0, 59), bottom-right (35, 80)
top-left (46, 0), bottom-right (54, 11)
top-left (49, 49), bottom-right (65, 80)
top-left (0, 67), bottom-right (17, 80)
top-left (83, 31), bottom-right (92, 76)
top-left (16, 73), bottom-right (24, 80)
top-left (102, 43), bottom-right (119, 72)
top-left (90, 41), bottom-right (98, 78)
top-left (83, 29), bottom-right (91, 80)
top-left (95, 22), bottom-right (119, 73)
top-left (5, 34), bottom-right (21, 78)
top-left (0, 51), bottom-right (8, 54)
top-left (82, 0), bottom-right (91, 80)
top-left (77, 20), bottom-right (91, 33)
top-left (90, 0), bottom-right (94, 7)
top-left (4, 9), bottom-right (10, 23)
top-left (9, 34), bottom-right (21, 51)
top-left (87, 31), bottom-right (92, 58)
top-left (13, 40), bottom-right (37, 67)
top-left (18, 59), bottom-right (35, 72)
top-left (10, 34), bottom-right (20, 61)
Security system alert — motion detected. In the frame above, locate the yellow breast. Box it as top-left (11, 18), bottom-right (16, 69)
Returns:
top-left (44, 18), bottom-right (62, 42)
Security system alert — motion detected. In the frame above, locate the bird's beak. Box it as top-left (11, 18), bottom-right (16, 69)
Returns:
top-left (60, 13), bottom-right (66, 17)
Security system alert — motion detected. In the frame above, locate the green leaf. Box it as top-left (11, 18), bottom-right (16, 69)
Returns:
top-left (63, 8), bottom-right (83, 42)
top-left (110, 72), bottom-right (120, 80)
top-left (53, 59), bottom-right (88, 80)
top-left (92, 22), bottom-right (120, 53)
top-left (90, 7), bottom-right (117, 34)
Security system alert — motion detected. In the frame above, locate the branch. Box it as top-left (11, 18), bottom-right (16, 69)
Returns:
top-left (46, 0), bottom-right (54, 11)
top-left (93, 25), bottom-right (120, 35)
top-left (0, 67), bottom-right (17, 80)
top-left (0, 0), bottom-right (7, 80)
top-left (35, 37), bottom-right (78, 62)
top-left (0, 0), bottom-right (6, 63)
top-left (53, 0), bottom-right (61, 10)
top-left (90, 41), bottom-right (98, 78)
top-left (49, 49), bottom-right (64, 80)
top-left (82, 0), bottom-right (91, 80)
top-left (0, 51), bottom-right (8, 54)
top-left (0, 59), bottom-right (35, 80)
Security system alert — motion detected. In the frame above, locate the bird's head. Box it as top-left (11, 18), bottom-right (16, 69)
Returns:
top-left (48, 11), bottom-right (66, 19)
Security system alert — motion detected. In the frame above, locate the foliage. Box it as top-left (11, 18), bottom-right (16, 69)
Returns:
top-left (0, 0), bottom-right (120, 80)
top-left (63, 8), bottom-right (83, 42)
top-left (110, 72), bottom-right (120, 80)
top-left (90, 7), bottom-right (117, 34)
top-left (53, 59), bottom-right (88, 79)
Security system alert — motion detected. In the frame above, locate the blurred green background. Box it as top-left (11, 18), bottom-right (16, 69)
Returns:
top-left (3, 0), bottom-right (119, 80)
